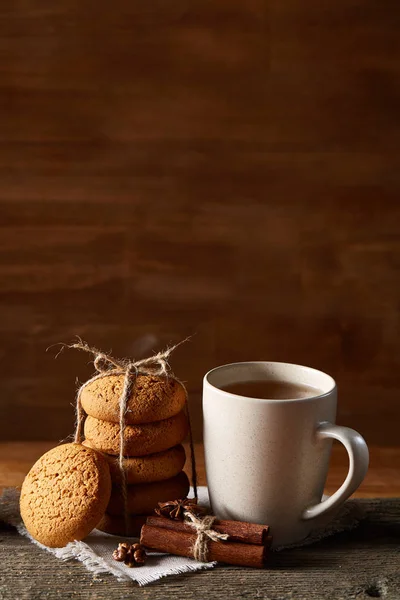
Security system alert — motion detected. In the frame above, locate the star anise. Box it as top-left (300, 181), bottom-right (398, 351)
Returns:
top-left (155, 497), bottom-right (208, 520)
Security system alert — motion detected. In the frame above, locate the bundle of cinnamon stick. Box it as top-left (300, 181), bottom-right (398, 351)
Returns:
top-left (140, 514), bottom-right (272, 568)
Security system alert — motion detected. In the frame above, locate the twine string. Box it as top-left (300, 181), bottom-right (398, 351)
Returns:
top-left (184, 393), bottom-right (198, 499)
top-left (117, 362), bottom-right (138, 535)
top-left (184, 512), bottom-right (229, 562)
top-left (68, 339), bottom-right (198, 534)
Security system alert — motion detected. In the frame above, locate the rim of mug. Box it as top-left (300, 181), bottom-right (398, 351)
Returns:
top-left (204, 361), bottom-right (336, 403)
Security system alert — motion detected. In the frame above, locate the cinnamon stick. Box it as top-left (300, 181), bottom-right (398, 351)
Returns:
top-left (146, 515), bottom-right (271, 546)
top-left (140, 524), bottom-right (266, 568)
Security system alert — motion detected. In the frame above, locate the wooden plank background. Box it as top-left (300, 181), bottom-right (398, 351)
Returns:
top-left (0, 0), bottom-right (399, 443)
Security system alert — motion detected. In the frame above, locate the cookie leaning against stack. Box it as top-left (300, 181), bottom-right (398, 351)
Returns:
top-left (20, 443), bottom-right (112, 547)
top-left (81, 374), bottom-right (190, 535)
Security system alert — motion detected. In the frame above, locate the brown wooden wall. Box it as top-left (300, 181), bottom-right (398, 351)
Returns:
top-left (1, 0), bottom-right (399, 444)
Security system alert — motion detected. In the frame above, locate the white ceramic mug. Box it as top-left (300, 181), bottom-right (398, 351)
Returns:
top-left (203, 361), bottom-right (369, 547)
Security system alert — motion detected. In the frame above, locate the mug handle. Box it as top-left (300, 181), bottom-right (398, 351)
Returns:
top-left (302, 422), bottom-right (369, 520)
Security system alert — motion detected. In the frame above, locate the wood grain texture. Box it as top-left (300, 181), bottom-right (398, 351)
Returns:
top-left (0, 0), bottom-right (400, 442)
top-left (1, 442), bottom-right (400, 499)
top-left (1, 498), bottom-right (399, 599)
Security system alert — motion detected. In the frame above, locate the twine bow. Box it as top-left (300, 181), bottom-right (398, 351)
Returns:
top-left (72, 338), bottom-right (173, 378)
top-left (64, 338), bottom-right (197, 535)
top-left (184, 512), bottom-right (229, 562)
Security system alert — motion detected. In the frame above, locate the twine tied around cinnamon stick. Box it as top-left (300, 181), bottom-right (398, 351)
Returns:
top-left (61, 338), bottom-right (197, 536)
top-left (184, 511), bottom-right (229, 562)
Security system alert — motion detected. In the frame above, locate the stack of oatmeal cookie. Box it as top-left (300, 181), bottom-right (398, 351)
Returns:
top-left (81, 373), bottom-right (190, 535)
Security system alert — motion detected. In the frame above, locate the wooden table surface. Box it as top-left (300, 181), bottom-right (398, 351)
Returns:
top-left (1, 441), bottom-right (400, 497)
top-left (1, 442), bottom-right (399, 599)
